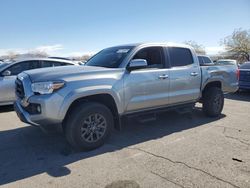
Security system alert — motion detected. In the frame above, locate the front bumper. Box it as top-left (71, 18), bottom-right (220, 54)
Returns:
top-left (14, 92), bottom-right (65, 126)
top-left (14, 101), bottom-right (39, 126)
top-left (14, 73), bottom-right (65, 126)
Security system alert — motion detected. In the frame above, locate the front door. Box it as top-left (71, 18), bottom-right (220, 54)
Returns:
top-left (0, 75), bottom-right (17, 104)
top-left (123, 47), bottom-right (170, 113)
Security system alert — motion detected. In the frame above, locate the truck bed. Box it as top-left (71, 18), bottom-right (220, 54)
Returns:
top-left (201, 65), bottom-right (238, 93)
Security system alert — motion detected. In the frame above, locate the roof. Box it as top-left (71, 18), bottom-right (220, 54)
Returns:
top-left (110, 42), bottom-right (193, 50)
top-left (0, 58), bottom-right (80, 71)
top-left (10, 57), bottom-right (79, 65)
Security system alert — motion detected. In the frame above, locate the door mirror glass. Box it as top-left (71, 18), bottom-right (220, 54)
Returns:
top-left (2, 70), bottom-right (11, 76)
top-left (128, 59), bottom-right (148, 71)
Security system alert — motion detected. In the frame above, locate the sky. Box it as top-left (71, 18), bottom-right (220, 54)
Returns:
top-left (0, 0), bottom-right (250, 57)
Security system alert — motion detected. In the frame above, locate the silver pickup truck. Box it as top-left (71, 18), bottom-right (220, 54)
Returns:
top-left (14, 43), bottom-right (238, 151)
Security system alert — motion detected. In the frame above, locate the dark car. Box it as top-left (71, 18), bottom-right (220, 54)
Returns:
top-left (239, 62), bottom-right (250, 90)
top-left (216, 59), bottom-right (238, 66)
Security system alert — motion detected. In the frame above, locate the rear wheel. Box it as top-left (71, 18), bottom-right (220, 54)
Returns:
top-left (64, 102), bottom-right (113, 151)
top-left (202, 87), bottom-right (224, 117)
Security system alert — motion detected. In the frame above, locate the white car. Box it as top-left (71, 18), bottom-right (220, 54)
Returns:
top-left (216, 59), bottom-right (238, 67)
top-left (0, 58), bottom-right (79, 106)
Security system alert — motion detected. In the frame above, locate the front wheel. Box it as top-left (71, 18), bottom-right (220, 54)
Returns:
top-left (202, 87), bottom-right (224, 117)
top-left (64, 102), bottom-right (114, 151)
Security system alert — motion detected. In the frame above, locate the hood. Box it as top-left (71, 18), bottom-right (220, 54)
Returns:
top-left (24, 65), bottom-right (119, 82)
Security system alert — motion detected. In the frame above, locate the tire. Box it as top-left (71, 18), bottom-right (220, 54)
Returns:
top-left (202, 87), bottom-right (224, 117)
top-left (64, 102), bottom-right (114, 151)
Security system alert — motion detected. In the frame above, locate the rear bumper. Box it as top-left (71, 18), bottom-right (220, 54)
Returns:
top-left (223, 82), bottom-right (239, 93)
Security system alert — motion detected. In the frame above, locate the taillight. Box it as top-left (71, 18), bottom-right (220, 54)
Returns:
top-left (236, 69), bottom-right (240, 80)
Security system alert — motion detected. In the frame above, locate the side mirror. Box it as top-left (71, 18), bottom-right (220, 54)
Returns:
top-left (2, 70), bottom-right (11, 76)
top-left (127, 59), bottom-right (148, 71)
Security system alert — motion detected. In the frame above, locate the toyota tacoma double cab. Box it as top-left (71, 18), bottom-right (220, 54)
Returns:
top-left (14, 43), bottom-right (239, 151)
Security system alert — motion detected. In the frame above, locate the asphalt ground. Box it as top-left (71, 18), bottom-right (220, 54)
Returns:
top-left (0, 92), bottom-right (249, 188)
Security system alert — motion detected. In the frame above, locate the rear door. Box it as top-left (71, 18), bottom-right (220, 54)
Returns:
top-left (124, 47), bottom-right (170, 113)
top-left (168, 47), bottom-right (201, 104)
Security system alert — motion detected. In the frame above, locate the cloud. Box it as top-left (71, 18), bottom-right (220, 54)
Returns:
top-left (0, 48), bottom-right (25, 56)
top-left (0, 45), bottom-right (96, 57)
top-left (205, 46), bottom-right (225, 55)
top-left (34, 44), bottom-right (64, 53)
top-left (2, 45), bottom-right (224, 57)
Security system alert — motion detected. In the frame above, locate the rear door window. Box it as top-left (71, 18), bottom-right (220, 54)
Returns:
top-left (168, 47), bottom-right (193, 67)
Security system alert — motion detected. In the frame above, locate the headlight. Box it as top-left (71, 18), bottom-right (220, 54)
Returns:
top-left (31, 81), bottom-right (65, 94)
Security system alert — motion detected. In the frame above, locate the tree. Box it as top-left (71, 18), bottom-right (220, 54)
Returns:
top-left (222, 28), bottom-right (250, 62)
top-left (26, 50), bottom-right (48, 58)
top-left (71, 54), bottom-right (92, 62)
top-left (184, 40), bottom-right (206, 55)
top-left (0, 50), bottom-right (48, 61)
top-left (5, 51), bottom-right (19, 60)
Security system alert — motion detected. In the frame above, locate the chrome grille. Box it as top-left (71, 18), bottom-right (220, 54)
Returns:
top-left (15, 78), bottom-right (25, 99)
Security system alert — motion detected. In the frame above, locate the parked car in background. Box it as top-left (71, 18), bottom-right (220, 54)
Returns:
top-left (239, 62), bottom-right (250, 91)
top-left (81, 60), bottom-right (87, 65)
top-left (14, 43), bottom-right (238, 151)
top-left (49, 57), bottom-right (84, 65)
top-left (197, 55), bottom-right (214, 66)
top-left (215, 59), bottom-right (238, 67)
top-left (0, 58), bottom-right (79, 106)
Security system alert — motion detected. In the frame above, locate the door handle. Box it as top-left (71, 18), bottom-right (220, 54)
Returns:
top-left (190, 72), bottom-right (199, 76)
top-left (158, 74), bottom-right (169, 79)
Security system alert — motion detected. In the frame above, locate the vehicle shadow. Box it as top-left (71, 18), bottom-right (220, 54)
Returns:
top-left (225, 91), bottom-right (250, 102)
top-left (0, 105), bottom-right (14, 113)
top-left (0, 108), bottom-right (225, 185)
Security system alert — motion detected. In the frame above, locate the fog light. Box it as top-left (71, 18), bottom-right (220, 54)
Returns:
top-left (24, 103), bottom-right (41, 114)
top-left (37, 105), bottom-right (41, 113)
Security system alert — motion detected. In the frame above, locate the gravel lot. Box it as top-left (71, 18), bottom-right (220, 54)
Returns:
top-left (0, 92), bottom-right (249, 188)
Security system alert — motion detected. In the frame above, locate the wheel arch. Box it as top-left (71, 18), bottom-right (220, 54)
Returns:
top-left (62, 93), bottom-right (121, 130)
top-left (201, 81), bottom-right (222, 101)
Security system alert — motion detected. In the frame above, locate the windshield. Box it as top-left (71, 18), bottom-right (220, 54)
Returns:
top-left (0, 63), bottom-right (9, 69)
top-left (240, 63), bottom-right (250, 69)
top-left (86, 46), bottom-right (134, 68)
